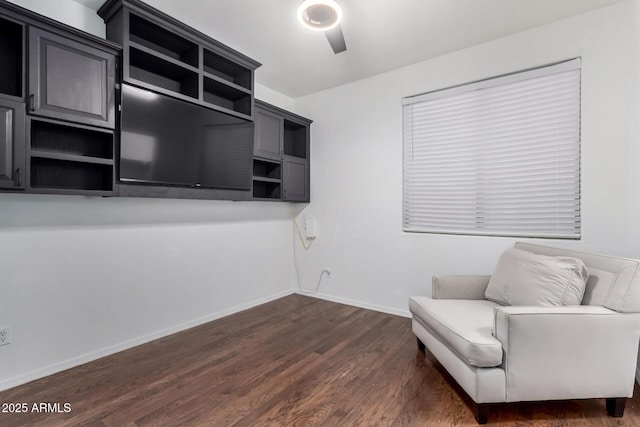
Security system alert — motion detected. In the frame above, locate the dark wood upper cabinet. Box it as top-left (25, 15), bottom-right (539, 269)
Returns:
top-left (252, 100), bottom-right (311, 203)
top-left (0, 98), bottom-right (26, 189)
top-left (254, 107), bottom-right (283, 160)
top-left (283, 157), bottom-right (308, 202)
top-left (28, 27), bottom-right (116, 129)
top-left (0, 0), bottom-right (120, 196)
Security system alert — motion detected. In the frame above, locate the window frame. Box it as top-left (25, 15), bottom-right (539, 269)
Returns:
top-left (401, 58), bottom-right (582, 239)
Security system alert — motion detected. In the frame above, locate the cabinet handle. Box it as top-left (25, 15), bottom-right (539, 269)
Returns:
top-left (29, 94), bottom-right (35, 111)
top-left (14, 168), bottom-right (21, 187)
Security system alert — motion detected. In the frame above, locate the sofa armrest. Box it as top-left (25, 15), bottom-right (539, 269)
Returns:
top-left (494, 305), bottom-right (640, 402)
top-left (432, 275), bottom-right (491, 299)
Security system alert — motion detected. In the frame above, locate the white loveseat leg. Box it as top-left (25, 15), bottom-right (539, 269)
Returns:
top-left (473, 403), bottom-right (488, 424)
top-left (606, 398), bottom-right (626, 417)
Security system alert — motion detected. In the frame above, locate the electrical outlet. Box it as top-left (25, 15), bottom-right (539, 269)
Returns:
top-left (0, 327), bottom-right (10, 346)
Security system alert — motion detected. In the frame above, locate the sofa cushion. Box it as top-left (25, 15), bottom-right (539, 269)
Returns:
top-left (515, 242), bottom-right (640, 313)
top-left (409, 297), bottom-right (503, 367)
top-left (485, 248), bottom-right (589, 307)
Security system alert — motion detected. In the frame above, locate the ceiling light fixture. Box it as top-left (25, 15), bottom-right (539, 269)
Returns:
top-left (297, 0), bottom-right (343, 32)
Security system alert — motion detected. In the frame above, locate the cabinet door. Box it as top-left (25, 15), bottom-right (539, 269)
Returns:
top-left (29, 27), bottom-right (116, 128)
top-left (283, 157), bottom-right (308, 202)
top-left (0, 98), bottom-right (25, 189)
top-left (254, 107), bottom-right (282, 160)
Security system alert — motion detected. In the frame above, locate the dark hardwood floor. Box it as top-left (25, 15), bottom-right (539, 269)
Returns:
top-left (1, 294), bottom-right (640, 426)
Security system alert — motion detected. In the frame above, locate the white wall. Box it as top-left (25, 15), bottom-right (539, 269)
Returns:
top-left (255, 83), bottom-right (296, 111)
top-left (7, 0), bottom-right (105, 37)
top-left (293, 1), bottom-right (639, 317)
top-left (632, 0), bottom-right (640, 265)
top-left (0, 196), bottom-right (296, 390)
top-left (0, 1), bottom-right (297, 391)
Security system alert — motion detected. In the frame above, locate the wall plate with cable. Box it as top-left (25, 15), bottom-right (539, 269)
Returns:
top-left (305, 218), bottom-right (318, 239)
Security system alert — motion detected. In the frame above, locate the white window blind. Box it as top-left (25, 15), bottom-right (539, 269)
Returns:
top-left (402, 59), bottom-right (581, 238)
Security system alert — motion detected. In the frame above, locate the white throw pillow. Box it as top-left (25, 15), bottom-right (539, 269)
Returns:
top-left (485, 248), bottom-right (589, 306)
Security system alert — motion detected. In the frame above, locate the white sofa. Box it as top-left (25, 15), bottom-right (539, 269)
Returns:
top-left (409, 242), bottom-right (640, 424)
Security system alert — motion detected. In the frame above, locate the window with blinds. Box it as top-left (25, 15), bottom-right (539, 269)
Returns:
top-left (402, 59), bottom-right (581, 238)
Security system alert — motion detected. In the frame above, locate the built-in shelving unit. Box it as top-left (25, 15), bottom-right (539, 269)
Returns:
top-left (0, 0), bottom-right (312, 202)
top-left (0, 0), bottom-right (119, 196)
top-left (99, 0), bottom-right (260, 120)
top-left (253, 100), bottom-right (311, 202)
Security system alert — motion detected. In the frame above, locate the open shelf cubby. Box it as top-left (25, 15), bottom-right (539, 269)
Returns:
top-left (203, 76), bottom-right (252, 116)
top-left (29, 119), bottom-right (114, 193)
top-left (129, 47), bottom-right (199, 99)
top-left (253, 180), bottom-right (281, 200)
top-left (253, 159), bottom-right (282, 180)
top-left (203, 48), bottom-right (252, 90)
top-left (30, 157), bottom-right (113, 191)
top-left (31, 120), bottom-right (113, 159)
top-left (284, 120), bottom-right (307, 159)
top-left (0, 16), bottom-right (23, 98)
top-left (129, 13), bottom-right (198, 67)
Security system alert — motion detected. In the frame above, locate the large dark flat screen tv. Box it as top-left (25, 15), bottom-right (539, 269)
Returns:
top-left (120, 84), bottom-right (253, 190)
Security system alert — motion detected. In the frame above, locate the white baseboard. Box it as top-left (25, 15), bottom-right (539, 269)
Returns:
top-left (0, 290), bottom-right (293, 392)
top-left (296, 291), bottom-right (411, 318)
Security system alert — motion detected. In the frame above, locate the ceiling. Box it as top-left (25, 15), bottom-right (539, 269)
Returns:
top-left (73, 0), bottom-right (627, 98)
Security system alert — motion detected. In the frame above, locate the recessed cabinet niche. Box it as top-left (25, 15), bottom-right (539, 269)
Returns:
top-left (28, 119), bottom-right (114, 194)
top-left (252, 158), bottom-right (282, 200)
top-left (0, 16), bottom-right (23, 99)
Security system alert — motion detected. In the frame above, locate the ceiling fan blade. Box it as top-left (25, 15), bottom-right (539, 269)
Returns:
top-left (325, 25), bottom-right (347, 54)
